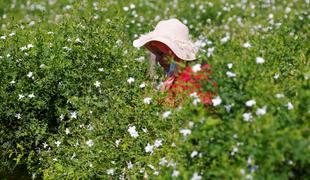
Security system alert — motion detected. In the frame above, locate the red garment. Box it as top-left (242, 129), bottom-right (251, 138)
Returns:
top-left (160, 64), bottom-right (217, 108)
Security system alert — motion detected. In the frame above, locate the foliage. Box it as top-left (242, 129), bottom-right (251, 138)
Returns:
top-left (0, 0), bottom-right (309, 179)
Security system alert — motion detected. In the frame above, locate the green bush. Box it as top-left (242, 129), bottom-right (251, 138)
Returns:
top-left (0, 0), bottom-right (309, 179)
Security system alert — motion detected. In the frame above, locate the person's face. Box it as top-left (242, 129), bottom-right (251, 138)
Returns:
top-left (145, 41), bottom-right (178, 71)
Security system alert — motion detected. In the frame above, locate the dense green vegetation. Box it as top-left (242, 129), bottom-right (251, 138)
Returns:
top-left (0, 0), bottom-right (309, 179)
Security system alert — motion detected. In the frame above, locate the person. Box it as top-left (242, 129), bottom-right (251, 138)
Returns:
top-left (133, 18), bottom-right (217, 108)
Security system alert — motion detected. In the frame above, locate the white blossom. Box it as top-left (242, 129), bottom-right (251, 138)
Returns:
top-left (274, 73), bottom-right (280, 79)
top-left (94, 81), bottom-right (101, 87)
top-left (243, 42), bottom-right (252, 48)
top-left (128, 126), bottom-right (139, 138)
top-left (86, 139), bottom-right (94, 147)
top-left (191, 172), bottom-right (202, 180)
top-left (212, 96), bottom-right (222, 106)
top-left (245, 99), bottom-right (256, 107)
top-left (143, 97), bottom-right (152, 104)
top-left (227, 63), bottom-right (233, 69)
top-left (127, 77), bottom-right (135, 84)
top-left (54, 141), bottom-right (61, 147)
top-left (65, 128), bottom-right (70, 135)
top-left (127, 161), bottom-right (133, 169)
top-left (162, 111), bottom-right (171, 119)
top-left (107, 168), bottom-right (115, 175)
top-left (276, 93), bottom-right (285, 98)
top-left (70, 111), bottom-right (77, 119)
top-left (256, 106), bottom-right (267, 116)
top-left (226, 71), bottom-right (236, 78)
top-left (191, 150), bottom-right (198, 158)
top-left (139, 83), bottom-right (146, 88)
top-left (192, 64), bottom-right (201, 72)
top-left (287, 102), bottom-right (294, 110)
top-left (145, 143), bottom-right (154, 154)
top-left (154, 139), bottom-right (163, 148)
top-left (28, 93), bottom-right (35, 98)
top-left (180, 129), bottom-right (191, 136)
top-left (172, 170), bottom-right (180, 177)
top-left (115, 139), bottom-right (121, 147)
top-left (27, 72), bottom-right (33, 78)
top-left (243, 113), bottom-right (253, 121)
top-left (15, 113), bottom-right (21, 119)
top-left (220, 35), bottom-right (230, 44)
top-left (256, 57), bottom-right (265, 64)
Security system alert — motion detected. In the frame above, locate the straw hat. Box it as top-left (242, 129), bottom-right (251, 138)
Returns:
top-left (133, 18), bottom-right (198, 61)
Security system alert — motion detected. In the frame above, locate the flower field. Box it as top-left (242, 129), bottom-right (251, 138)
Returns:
top-left (0, 0), bottom-right (309, 179)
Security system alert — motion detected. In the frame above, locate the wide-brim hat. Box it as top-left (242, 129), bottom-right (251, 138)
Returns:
top-left (133, 18), bottom-right (198, 61)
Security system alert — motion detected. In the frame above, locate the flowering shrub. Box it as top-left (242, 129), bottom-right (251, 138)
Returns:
top-left (0, 0), bottom-right (309, 179)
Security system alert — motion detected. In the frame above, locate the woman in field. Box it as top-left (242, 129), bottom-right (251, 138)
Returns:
top-left (133, 18), bottom-right (216, 107)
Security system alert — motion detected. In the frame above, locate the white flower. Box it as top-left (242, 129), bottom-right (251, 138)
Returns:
top-left (145, 143), bottom-right (154, 154)
top-left (159, 157), bottom-right (168, 166)
top-left (188, 121), bottom-right (194, 128)
top-left (180, 129), bottom-right (191, 136)
top-left (212, 96), bottom-right (222, 106)
top-left (107, 168), bottom-right (115, 175)
top-left (154, 139), bottom-right (163, 148)
top-left (226, 71), bottom-right (236, 78)
top-left (256, 106), bottom-right (267, 116)
top-left (18, 94), bottom-right (25, 99)
top-left (245, 99), bottom-right (256, 107)
top-left (127, 161), bottom-right (133, 169)
top-left (287, 102), bottom-right (294, 110)
top-left (75, 38), bottom-right (82, 43)
top-left (27, 44), bottom-right (34, 49)
top-left (127, 77), bottom-right (135, 84)
top-left (191, 172), bottom-right (202, 180)
top-left (15, 113), bottom-right (21, 119)
top-left (256, 57), bottom-right (265, 64)
top-left (98, 67), bottom-right (104, 72)
top-left (143, 97), bottom-right (152, 104)
top-left (28, 93), bottom-right (35, 98)
top-left (274, 73), bottom-right (280, 79)
top-left (224, 104), bottom-right (233, 112)
top-left (220, 35), bottom-right (230, 44)
top-left (227, 63), bottom-right (233, 69)
top-left (207, 47), bottom-right (215, 57)
top-left (54, 140), bottom-right (61, 147)
top-left (20, 46), bottom-right (27, 51)
top-left (10, 80), bottom-right (15, 84)
top-left (192, 64), bottom-right (201, 72)
top-left (275, 93), bottom-right (284, 98)
top-left (65, 128), bottom-right (70, 135)
top-left (43, 142), bottom-right (48, 148)
top-left (70, 111), bottom-right (77, 119)
top-left (243, 42), bottom-right (252, 48)
top-left (94, 81), bottom-right (101, 88)
top-left (0, 35), bottom-right (6, 40)
top-left (86, 139), bottom-right (94, 147)
top-left (123, 6), bottom-right (129, 11)
top-left (142, 127), bottom-right (148, 133)
top-left (172, 170), bottom-right (180, 177)
top-left (130, 4), bottom-right (135, 9)
top-left (139, 83), bottom-right (146, 88)
top-left (115, 139), bottom-right (121, 147)
top-left (243, 113), bottom-right (253, 121)
top-left (191, 150), bottom-right (198, 158)
top-left (27, 71), bottom-right (33, 78)
top-left (162, 111), bottom-right (171, 119)
top-left (190, 92), bottom-right (198, 98)
top-left (193, 98), bottom-right (201, 106)
top-left (128, 126), bottom-right (139, 138)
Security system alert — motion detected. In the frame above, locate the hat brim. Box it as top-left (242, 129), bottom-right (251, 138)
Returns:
top-left (133, 32), bottom-right (197, 61)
